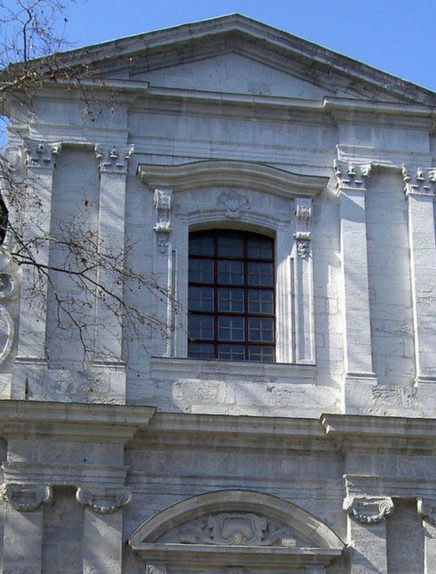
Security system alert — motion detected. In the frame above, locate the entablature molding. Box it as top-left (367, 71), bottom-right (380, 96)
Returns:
top-left (138, 160), bottom-right (328, 198)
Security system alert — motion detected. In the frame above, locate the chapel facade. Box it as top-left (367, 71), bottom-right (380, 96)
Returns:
top-left (0, 14), bottom-right (436, 574)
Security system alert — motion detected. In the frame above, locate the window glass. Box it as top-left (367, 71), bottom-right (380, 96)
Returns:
top-left (188, 230), bottom-right (275, 362)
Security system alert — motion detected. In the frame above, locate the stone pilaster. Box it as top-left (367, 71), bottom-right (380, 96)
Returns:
top-left (292, 197), bottom-right (315, 364)
top-left (77, 486), bottom-right (131, 574)
top-left (344, 495), bottom-right (393, 574)
top-left (13, 140), bottom-right (61, 399)
top-left (418, 498), bottom-right (436, 572)
top-left (92, 144), bottom-right (133, 402)
top-left (402, 166), bottom-right (436, 384)
top-left (1, 482), bottom-right (52, 574)
top-left (334, 160), bottom-right (377, 405)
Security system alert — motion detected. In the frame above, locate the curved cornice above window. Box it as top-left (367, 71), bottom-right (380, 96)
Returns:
top-left (137, 160), bottom-right (328, 198)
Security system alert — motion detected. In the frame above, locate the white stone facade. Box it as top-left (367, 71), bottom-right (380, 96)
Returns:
top-left (0, 13), bottom-right (436, 573)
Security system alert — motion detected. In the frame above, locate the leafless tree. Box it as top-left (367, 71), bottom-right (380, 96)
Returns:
top-left (0, 1), bottom-right (173, 365)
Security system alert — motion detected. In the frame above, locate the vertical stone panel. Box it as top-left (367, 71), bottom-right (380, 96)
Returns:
top-left (42, 486), bottom-right (84, 574)
top-left (366, 170), bottom-right (415, 387)
top-left (386, 499), bottom-right (424, 574)
top-left (47, 147), bottom-right (100, 367)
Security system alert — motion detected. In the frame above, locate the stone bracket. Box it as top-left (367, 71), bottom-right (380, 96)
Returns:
top-left (343, 495), bottom-right (394, 524)
top-left (76, 486), bottom-right (132, 514)
top-left (0, 482), bottom-right (52, 512)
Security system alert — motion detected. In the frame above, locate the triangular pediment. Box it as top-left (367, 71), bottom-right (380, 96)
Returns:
top-left (42, 14), bottom-right (435, 107)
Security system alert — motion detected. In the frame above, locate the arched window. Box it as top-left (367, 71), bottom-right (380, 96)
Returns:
top-left (188, 230), bottom-right (275, 362)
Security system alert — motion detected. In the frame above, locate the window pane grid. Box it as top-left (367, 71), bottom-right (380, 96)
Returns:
top-left (188, 230), bottom-right (275, 362)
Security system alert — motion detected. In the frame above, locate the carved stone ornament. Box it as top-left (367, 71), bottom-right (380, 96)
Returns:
top-left (217, 190), bottom-right (249, 219)
top-left (0, 273), bottom-right (17, 300)
top-left (0, 305), bottom-right (14, 364)
top-left (95, 144), bottom-right (134, 174)
top-left (333, 160), bottom-right (372, 192)
top-left (402, 165), bottom-right (436, 197)
top-left (153, 189), bottom-right (172, 233)
top-left (163, 511), bottom-right (297, 547)
top-left (294, 197), bottom-right (312, 259)
top-left (76, 486), bottom-right (131, 514)
top-left (343, 496), bottom-right (394, 524)
top-left (417, 498), bottom-right (436, 525)
top-left (23, 140), bottom-right (62, 169)
top-left (0, 482), bottom-right (52, 512)
top-left (146, 563), bottom-right (167, 574)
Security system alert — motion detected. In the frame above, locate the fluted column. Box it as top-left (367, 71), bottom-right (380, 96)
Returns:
top-left (91, 144), bottom-right (133, 402)
top-left (402, 167), bottom-right (436, 385)
top-left (13, 141), bottom-right (61, 398)
top-left (344, 495), bottom-right (393, 574)
top-left (334, 161), bottom-right (376, 392)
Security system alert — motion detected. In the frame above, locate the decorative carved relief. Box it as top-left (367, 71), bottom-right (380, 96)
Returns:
top-left (0, 273), bottom-right (17, 300)
top-left (343, 496), bottom-right (394, 524)
top-left (146, 563), bottom-right (167, 574)
top-left (0, 482), bottom-right (52, 512)
top-left (153, 189), bottom-right (173, 253)
top-left (333, 160), bottom-right (371, 191)
top-left (23, 141), bottom-right (61, 169)
top-left (417, 498), bottom-right (436, 525)
top-left (0, 306), bottom-right (14, 364)
top-left (294, 198), bottom-right (312, 259)
top-left (76, 486), bottom-right (131, 514)
top-left (161, 512), bottom-right (297, 547)
top-left (95, 144), bottom-right (134, 174)
top-left (402, 165), bottom-right (436, 197)
top-left (217, 190), bottom-right (249, 219)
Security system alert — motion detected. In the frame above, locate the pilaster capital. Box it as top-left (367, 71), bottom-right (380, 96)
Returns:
top-left (23, 140), bottom-right (62, 170)
top-left (293, 197), bottom-right (312, 259)
top-left (0, 482), bottom-right (52, 512)
top-left (343, 495), bottom-right (394, 524)
top-left (95, 144), bottom-right (134, 174)
top-left (76, 486), bottom-right (131, 514)
top-left (417, 498), bottom-right (436, 525)
top-left (402, 165), bottom-right (436, 197)
top-left (146, 564), bottom-right (167, 574)
top-left (333, 160), bottom-right (372, 193)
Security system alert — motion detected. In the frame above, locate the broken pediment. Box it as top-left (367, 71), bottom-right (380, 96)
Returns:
top-left (128, 490), bottom-right (345, 571)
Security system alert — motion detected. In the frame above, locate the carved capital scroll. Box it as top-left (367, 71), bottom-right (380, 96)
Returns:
top-left (344, 496), bottom-right (394, 524)
top-left (418, 498), bottom-right (436, 525)
top-left (0, 482), bottom-right (52, 512)
top-left (76, 486), bottom-right (131, 514)
top-left (95, 144), bottom-right (134, 174)
top-left (402, 166), bottom-right (436, 197)
top-left (333, 160), bottom-right (371, 193)
top-left (23, 140), bottom-right (62, 170)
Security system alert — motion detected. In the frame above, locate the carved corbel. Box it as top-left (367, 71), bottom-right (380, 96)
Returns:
top-left (294, 197), bottom-right (312, 259)
top-left (76, 486), bottom-right (131, 514)
top-left (343, 496), bottom-right (394, 524)
top-left (0, 482), bottom-right (52, 512)
top-left (95, 144), bottom-right (134, 174)
top-left (153, 189), bottom-right (173, 253)
top-left (402, 165), bottom-right (436, 197)
top-left (417, 498), bottom-right (436, 525)
top-left (333, 160), bottom-right (372, 194)
top-left (23, 140), bottom-right (62, 170)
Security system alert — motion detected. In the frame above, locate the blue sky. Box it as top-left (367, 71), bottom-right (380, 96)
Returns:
top-left (63, 0), bottom-right (436, 92)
